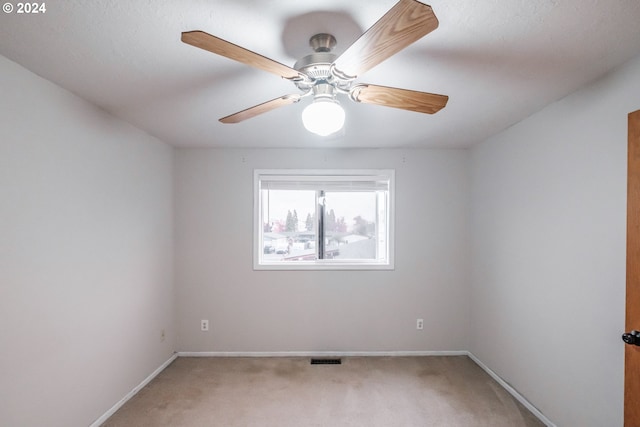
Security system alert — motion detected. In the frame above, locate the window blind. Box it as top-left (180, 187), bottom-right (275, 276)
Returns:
top-left (259, 173), bottom-right (391, 192)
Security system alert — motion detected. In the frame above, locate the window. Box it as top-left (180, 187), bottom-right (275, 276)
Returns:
top-left (254, 169), bottom-right (394, 270)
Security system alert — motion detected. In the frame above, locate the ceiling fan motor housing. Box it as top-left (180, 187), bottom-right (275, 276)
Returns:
top-left (294, 52), bottom-right (336, 81)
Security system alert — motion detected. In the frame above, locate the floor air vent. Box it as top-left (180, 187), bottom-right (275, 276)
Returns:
top-left (310, 358), bottom-right (342, 365)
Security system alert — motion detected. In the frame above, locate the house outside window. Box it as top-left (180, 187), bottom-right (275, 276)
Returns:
top-left (254, 169), bottom-right (394, 270)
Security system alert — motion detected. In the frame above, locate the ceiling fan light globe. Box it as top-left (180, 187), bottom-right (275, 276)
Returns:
top-left (302, 99), bottom-right (345, 136)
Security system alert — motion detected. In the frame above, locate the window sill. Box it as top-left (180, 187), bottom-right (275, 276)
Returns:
top-left (254, 261), bottom-right (394, 271)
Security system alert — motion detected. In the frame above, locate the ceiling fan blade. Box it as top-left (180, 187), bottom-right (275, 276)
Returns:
top-left (182, 31), bottom-right (305, 80)
top-left (220, 94), bottom-right (303, 124)
top-left (332, 0), bottom-right (439, 80)
top-left (350, 84), bottom-right (448, 114)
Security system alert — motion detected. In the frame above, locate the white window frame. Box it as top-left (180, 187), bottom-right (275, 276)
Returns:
top-left (254, 169), bottom-right (395, 270)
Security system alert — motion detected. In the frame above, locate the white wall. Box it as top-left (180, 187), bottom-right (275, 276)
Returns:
top-left (0, 56), bottom-right (175, 427)
top-left (470, 54), bottom-right (640, 426)
top-left (174, 148), bottom-right (470, 353)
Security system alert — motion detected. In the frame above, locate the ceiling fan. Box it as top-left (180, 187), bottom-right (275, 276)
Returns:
top-left (181, 0), bottom-right (448, 136)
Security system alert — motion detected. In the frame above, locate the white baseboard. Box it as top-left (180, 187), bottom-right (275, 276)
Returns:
top-left (177, 350), bottom-right (468, 358)
top-left (89, 352), bottom-right (178, 427)
top-left (467, 352), bottom-right (556, 427)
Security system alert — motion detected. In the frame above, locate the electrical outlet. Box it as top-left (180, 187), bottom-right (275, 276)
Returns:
top-left (416, 319), bottom-right (424, 330)
top-left (201, 319), bottom-right (209, 331)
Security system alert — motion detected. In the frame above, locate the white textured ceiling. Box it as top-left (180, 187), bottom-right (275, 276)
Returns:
top-left (1, 0), bottom-right (640, 148)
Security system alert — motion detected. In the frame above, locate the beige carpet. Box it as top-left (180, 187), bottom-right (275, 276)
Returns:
top-left (102, 356), bottom-right (545, 427)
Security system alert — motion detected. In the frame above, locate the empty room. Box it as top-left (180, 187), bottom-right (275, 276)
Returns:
top-left (2, 0), bottom-right (640, 426)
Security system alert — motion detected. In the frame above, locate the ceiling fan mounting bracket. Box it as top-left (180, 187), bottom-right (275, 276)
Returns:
top-left (349, 84), bottom-right (367, 103)
top-left (309, 33), bottom-right (337, 53)
top-left (285, 73), bottom-right (313, 84)
top-left (349, 85), bottom-right (362, 103)
top-left (329, 63), bottom-right (357, 83)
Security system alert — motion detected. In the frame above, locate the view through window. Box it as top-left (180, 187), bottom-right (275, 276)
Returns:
top-left (254, 170), bottom-right (394, 270)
